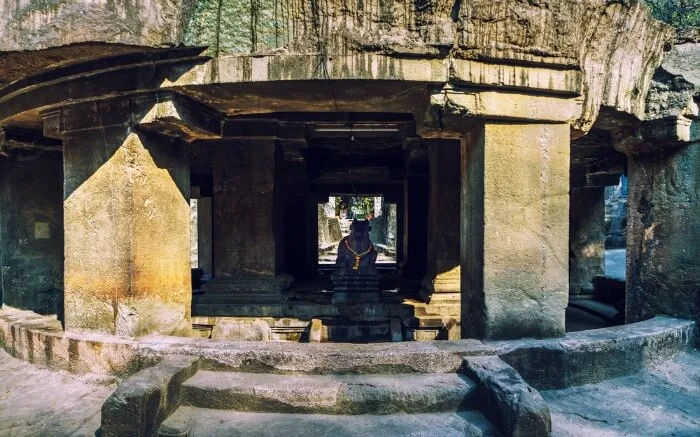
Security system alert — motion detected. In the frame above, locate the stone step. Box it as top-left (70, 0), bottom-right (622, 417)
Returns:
top-left (181, 370), bottom-right (478, 415)
top-left (159, 406), bottom-right (499, 437)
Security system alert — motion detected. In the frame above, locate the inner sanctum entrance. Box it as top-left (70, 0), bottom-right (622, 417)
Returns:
top-left (317, 195), bottom-right (398, 266)
top-left (188, 111), bottom-right (460, 342)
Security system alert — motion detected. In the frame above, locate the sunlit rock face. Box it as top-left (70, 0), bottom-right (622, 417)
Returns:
top-left (0, 0), bottom-right (673, 131)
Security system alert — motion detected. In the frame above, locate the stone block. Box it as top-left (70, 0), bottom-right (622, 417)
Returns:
top-left (101, 355), bottom-right (200, 437)
top-left (309, 319), bottom-right (323, 343)
top-left (211, 319), bottom-right (271, 341)
top-left (463, 355), bottom-right (551, 437)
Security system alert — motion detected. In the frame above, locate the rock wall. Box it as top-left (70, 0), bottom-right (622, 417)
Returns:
top-left (0, 1), bottom-right (674, 131)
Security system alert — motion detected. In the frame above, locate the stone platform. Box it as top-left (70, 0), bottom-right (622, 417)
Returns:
top-left (0, 307), bottom-right (696, 436)
top-left (0, 306), bottom-right (694, 381)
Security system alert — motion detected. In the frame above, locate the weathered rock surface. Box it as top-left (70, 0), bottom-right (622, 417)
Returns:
top-left (542, 348), bottom-right (700, 437)
top-left (0, 1), bottom-right (674, 131)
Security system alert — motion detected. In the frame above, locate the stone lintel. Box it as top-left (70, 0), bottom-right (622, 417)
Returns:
top-left (192, 54), bottom-right (582, 96)
top-left (449, 58), bottom-right (582, 95)
top-left (136, 118), bottom-right (221, 144)
top-left (585, 169), bottom-right (625, 188)
top-left (432, 88), bottom-right (582, 125)
top-left (0, 126), bottom-right (62, 155)
top-left (642, 115), bottom-right (697, 144)
top-left (41, 93), bottom-right (170, 137)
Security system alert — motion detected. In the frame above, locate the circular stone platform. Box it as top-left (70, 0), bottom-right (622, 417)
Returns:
top-left (0, 307), bottom-right (694, 387)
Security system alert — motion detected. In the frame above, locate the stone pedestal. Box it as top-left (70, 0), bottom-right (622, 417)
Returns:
top-left (63, 124), bottom-right (191, 336)
top-left (330, 274), bottom-right (380, 294)
top-left (462, 122), bottom-right (569, 339)
top-left (626, 143), bottom-right (700, 323)
top-left (569, 187), bottom-right (605, 295)
top-left (206, 138), bottom-right (287, 297)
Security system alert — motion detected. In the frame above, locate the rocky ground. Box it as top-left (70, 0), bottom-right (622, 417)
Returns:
top-left (543, 348), bottom-right (700, 437)
top-left (0, 348), bottom-right (118, 437)
top-left (0, 347), bottom-right (698, 436)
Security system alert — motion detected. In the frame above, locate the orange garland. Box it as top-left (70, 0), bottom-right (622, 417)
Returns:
top-left (344, 239), bottom-right (373, 270)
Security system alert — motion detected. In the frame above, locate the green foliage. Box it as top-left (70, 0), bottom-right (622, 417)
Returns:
top-left (15, 0), bottom-right (67, 21)
top-left (335, 196), bottom-right (376, 219)
top-left (644, 0), bottom-right (700, 27)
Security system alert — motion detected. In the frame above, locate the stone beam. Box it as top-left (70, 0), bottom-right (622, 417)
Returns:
top-left (135, 118), bottom-right (221, 144)
top-left (462, 122), bottom-right (569, 339)
top-left (0, 48), bottom-right (208, 124)
top-left (58, 99), bottom-right (192, 336)
top-left (0, 127), bottom-right (62, 156)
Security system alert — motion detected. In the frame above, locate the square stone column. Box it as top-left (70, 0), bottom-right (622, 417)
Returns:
top-left (63, 125), bottom-right (191, 336)
top-left (0, 151), bottom-right (64, 316)
top-left (197, 196), bottom-right (213, 276)
top-left (626, 143), bottom-right (700, 324)
top-left (462, 122), bottom-right (570, 339)
top-left (205, 138), bottom-right (288, 296)
top-left (569, 187), bottom-right (605, 295)
top-left (425, 140), bottom-right (461, 294)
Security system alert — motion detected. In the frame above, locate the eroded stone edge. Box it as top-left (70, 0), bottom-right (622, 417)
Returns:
top-left (463, 355), bottom-right (552, 437)
top-left (100, 354), bottom-right (200, 437)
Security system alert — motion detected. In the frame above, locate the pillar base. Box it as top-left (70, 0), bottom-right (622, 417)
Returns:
top-left (201, 275), bottom-right (294, 295)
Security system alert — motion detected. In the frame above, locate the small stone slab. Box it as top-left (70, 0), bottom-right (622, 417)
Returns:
top-left (101, 355), bottom-right (200, 437)
top-left (181, 370), bottom-right (478, 415)
top-left (463, 356), bottom-right (551, 437)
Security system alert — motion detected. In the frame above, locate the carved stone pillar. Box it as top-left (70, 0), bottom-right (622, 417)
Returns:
top-left (0, 147), bottom-right (64, 316)
top-left (425, 140), bottom-right (461, 295)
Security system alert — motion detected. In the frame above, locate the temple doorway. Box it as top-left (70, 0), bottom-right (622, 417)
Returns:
top-left (317, 195), bottom-right (398, 265)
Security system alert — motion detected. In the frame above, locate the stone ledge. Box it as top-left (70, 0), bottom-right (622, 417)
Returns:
top-left (0, 306), bottom-right (694, 384)
top-left (0, 307), bottom-right (140, 375)
top-left (493, 316), bottom-right (696, 389)
top-left (463, 356), bottom-right (551, 437)
top-left (101, 354), bottom-right (200, 437)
